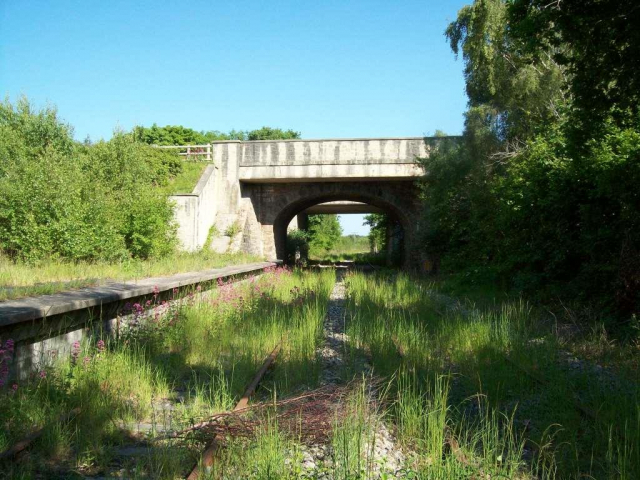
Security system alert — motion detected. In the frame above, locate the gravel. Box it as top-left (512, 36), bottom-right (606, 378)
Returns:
top-left (295, 269), bottom-right (407, 479)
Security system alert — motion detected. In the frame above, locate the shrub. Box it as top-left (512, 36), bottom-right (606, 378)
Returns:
top-left (224, 221), bottom-right (242, 237)
top-left (0, 98), bottom-right (178, 261)
top-left (286, 229), bottom-right (309, 265)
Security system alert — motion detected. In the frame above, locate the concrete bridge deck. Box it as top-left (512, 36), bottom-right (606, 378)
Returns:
top-left (211, 137), bottom-right (438, 182)
top-left (303, 201), bottom-right (383, 214)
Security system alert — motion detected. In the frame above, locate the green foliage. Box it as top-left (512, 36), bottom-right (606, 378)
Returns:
top-left (364, 214), bottom-right (404, 264)
top-left (160, 161), bottom-right (206, 195)
top-left (0, 249), bottom-right (257, 301)
top-left (246, 126), bottom-right (300, 141)
top-left (333, 234), bottom-right (369, 254)
top-left (345, 272), bottom-right (640, 478)
top-left (132, 124), bottom-right (243, 145)
top-left (286, 229), bottom-right (310, 264)
top-left (421, 1), bottom-right (640, 316)
top-left (0, 98), bottom-right (177, 261)
top-left (133, 124), bottom-right (300, 145)
top-left (0, 270), bottom-right (334, 477)
top-left (307, 214), bottom-right (343, 254)
top-left (224, 221), bottom-right (241, 237)
top-left (509, 0), bottom-right (640, 130)
top-left (445, 0), bottom-right (566, 144)
top-left (364, 214), bottom-right (388, 253)
top-left (496, 115), bottom-right (640, 311)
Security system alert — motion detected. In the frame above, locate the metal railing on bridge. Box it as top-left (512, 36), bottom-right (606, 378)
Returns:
top-left (154, 144), bottom-right (212, 161)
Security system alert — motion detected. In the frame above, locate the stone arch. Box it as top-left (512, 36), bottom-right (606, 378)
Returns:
top-left (274, 193), bottom-right (409, 264)
top-left (241, 181), bottom-right (421, 266)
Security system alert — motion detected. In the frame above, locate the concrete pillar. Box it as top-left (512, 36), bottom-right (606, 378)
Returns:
top-left (263, 224), bottom-right (277, 261)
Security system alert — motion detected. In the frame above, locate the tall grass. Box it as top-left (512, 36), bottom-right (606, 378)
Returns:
top-left (0, 339), bottom-right (169, 475)
top-left (0, 267), bottom-right (334, 478)
top-left (210, 414), bottom-right (302, 479)
top-left (343, 271), bottom-right (640, 479)
top-left (331, 382), bottom-right (376, 479)
top-left (0, 250), bottom-right (259, 301)
top-left (160, 161), bottom-right (208, 195)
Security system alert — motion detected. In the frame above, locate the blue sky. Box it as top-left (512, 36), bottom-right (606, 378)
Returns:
top-left (338, 214), bottom-right (367, 236)
top-left (1, 0), bottom-right (469, 236)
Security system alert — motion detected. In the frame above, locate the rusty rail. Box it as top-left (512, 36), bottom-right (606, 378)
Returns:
top-left (0, 407), bottom-right (81, 461)
top-left (500, 354), bottom-right (600, 420)
top-left (185, 342), bottom-right (282, 479)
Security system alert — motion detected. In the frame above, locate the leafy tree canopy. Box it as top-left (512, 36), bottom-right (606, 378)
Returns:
top-left (308, 214), bottom-right (342, 253)
top-left (364, 214), bottom-right (388, 253)
top-left (0, 98), bottom-right (178, 261)
top-left (246, 127), bottom-right (300, 141)
top-left (420, 0), bottom-right (640, 316)
top-left (508, 0), bottom-right (640, 131)
top-left (133, 124), bottom-right (300, 145)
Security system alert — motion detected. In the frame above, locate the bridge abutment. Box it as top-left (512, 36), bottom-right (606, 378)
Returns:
top-left (170, 137), bottom-right (443, 267)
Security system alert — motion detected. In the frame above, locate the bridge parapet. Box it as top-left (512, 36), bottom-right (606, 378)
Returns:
top-left (237, 137), bottom-right (429, 166)
top-left (210, 137), bottom-right (445, 182)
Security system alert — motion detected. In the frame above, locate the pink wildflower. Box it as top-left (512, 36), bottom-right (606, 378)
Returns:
top-left (96, 340), bottom-right (105, 352)
top-left (71, 341), bottom-right (81, 362)
top-left (39, 370), bottom-right (46, 379)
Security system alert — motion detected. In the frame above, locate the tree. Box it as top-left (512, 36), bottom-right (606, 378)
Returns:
top-left (307, 214), bottom-right (342, 253)
top-left (132, 124), bottom-right (209, 145)
top-left (445, 0), bottom-right (566, 151)
top-left (509, 0), bottom-right (640, 131)
top-left (133, 124), bottom-right (301, 145)
top-left (420, 0), bottom-right (640, 315)
top-left (246, 127), bottom-right (300, 141)
top-left (364, 214), bottom-right (388, 253)
top-left (0, 98), bottom-right (177, 261)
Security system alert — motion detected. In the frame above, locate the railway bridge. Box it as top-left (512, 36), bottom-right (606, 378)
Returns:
top-left (171, 137), bottom-right (449, 266)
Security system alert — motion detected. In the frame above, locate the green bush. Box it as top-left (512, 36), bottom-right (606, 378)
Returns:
top-left (419, 0), bottom-right (640, 317)
top-left (307, 214), bottom-right (342, 255)
top-left (286, 229), bottom-right (310, 264)
top-left (0, 98), bottom-right (178, 261)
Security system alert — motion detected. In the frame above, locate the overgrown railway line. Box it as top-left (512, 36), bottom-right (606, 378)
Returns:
top-left (1, 265), bottom-right (637, 479)
top-left (186, 343), bottom-right (283, 479)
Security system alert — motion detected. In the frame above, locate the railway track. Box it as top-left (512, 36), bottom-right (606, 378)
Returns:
top-left (391, 323), bottom-right (627, 460)
top-left (0, 408), bottom-right (82, 461)
top-left (185, 342), bottom-right (283, 480)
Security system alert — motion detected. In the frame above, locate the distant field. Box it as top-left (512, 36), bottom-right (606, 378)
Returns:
top-left (309, 235), bottom-right (371, 261)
